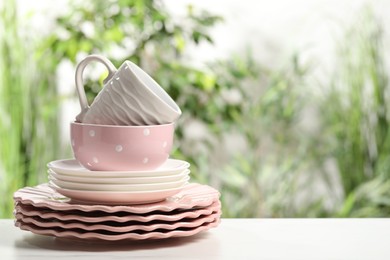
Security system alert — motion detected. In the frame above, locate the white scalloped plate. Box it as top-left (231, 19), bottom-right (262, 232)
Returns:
top-left (14, 210), bottom-right (221, 233)
top-left (48, 159), bottom-right (190, 177)
top-left (14, 200), bottom-right (221, 223)
top-left (14, 218), bottom-right (221, 241)
top-left (13, 183), bottom-right (220, 213)
top-left (48, 169), bottom-right (190, 184)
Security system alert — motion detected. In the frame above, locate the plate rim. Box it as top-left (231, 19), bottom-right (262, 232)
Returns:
top-left (14, 218), bottom-right (221, 240)
top-left (48, 168), bottom-right (190, 183)
top-left (47, 158), bottom-right (190, 176)
top-left (48, 175), bottom-right (190, 191)
top-left (13, 183), bottom-right (221, 214)
top-left (14, 201), bottom-right (222, 223)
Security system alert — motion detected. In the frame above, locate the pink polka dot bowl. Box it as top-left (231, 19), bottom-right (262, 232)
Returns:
top-left (70, 122), bottom-right (174, 171)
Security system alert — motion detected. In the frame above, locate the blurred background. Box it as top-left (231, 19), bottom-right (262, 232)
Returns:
top-left (1, 0), bottom-right (390, 218)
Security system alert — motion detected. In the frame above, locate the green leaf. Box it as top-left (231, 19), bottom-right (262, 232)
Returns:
top-left (174, 33), bottom-right (186, 53)
top-left (103, 25), bottom-right (124, 42)
top-left (79, 40), bottom-right (93, 52)
top-left (338, 192), bottom-right (356, 217)
top-left (200, 74), bottom-right (216, 92)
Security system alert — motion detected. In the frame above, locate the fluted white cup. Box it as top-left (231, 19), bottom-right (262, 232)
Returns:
top-left (75, 55), bottom-right (181, 125)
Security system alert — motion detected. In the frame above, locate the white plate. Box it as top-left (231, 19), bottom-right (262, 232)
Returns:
top-left (49, 182), bottom-right (188, 205)
top-left (47, 159), bottom-right (190, 177)
top-left (48, 169), bottom-right (190, 184)
top-left (48, 175), bottom-right (190, 192)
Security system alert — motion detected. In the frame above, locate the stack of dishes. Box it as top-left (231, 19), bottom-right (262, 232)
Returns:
top-left (13, 55), bottom-right (222, 241)
top-left (14, 183), bottom-right (221, 240)
top-left (47, 159), bottom-right (190, 205)
top-left (14, 157), bottom-right (222, 241)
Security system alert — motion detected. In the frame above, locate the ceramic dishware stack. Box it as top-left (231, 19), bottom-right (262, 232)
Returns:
top-left (46, 158), bottom-right (190, 205)
top-left (13, 183), bottom-right (221, 240)
top-left (14, 54), bottom-right (221, 241)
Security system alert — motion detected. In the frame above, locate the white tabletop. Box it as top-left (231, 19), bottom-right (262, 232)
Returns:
top-left (1, 218), bottom-right (389, 260)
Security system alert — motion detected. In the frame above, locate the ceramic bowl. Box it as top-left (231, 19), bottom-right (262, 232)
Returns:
top-left (70, 122), bottom-right (174, 171)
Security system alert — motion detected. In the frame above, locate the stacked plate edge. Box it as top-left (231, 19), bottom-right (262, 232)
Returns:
top-left (47, 158), bottom-right (190, 205)
top-left (13, 183), bottom-right (222, 240)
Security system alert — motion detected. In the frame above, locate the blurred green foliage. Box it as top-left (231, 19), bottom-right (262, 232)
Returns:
top-left (44, 0), bottom-right (222, 111)
top-left (1, 0), bottom-right (389, 218)
top-left (0, 0), bottom-right (62, 217)
top-left (314, 11), bottom-right (390, 217)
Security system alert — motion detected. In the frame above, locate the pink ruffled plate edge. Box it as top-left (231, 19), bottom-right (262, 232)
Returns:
top-left (14, 210), bottom-right (221, 233)
top-left (14, 183), bottom-right (220, 214)
top-left (14, 217), bottom-right (221, 241)
top-left (14, 200), bottom-right (221, 223)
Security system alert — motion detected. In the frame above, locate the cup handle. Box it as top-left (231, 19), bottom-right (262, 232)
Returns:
top-left (75, 54), bottom-right (117, 116)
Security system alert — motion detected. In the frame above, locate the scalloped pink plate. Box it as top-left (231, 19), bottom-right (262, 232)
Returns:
top-left (14, 210), bottom-right (221, 233)
top-left (13, 183), bottom-right (220, 214)
top-left (14, 200), bottom-right (221, 224)
top-left (15, 218), bottom-right (221, 241)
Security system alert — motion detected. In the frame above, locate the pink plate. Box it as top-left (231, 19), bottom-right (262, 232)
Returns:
top-left (48, 159), bottom-right (189, 177)
top-left (48, 169), bottom-right (190, 184)
top-left (14, 218), bottom-right (221, 241)
top-left (48, 176), bottom-right (190, 192)
top-left (14, 210), bottom-right (221, 233)
top-left (13, 183), bottom-right (220, 213)
top-left (49, 182), bottom-right (187, 205)
top-left (14, 201), bottom-right (221, 223)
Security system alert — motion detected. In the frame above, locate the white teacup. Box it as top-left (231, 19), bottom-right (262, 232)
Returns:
top-left (75, 55), bottom-right (181, 125)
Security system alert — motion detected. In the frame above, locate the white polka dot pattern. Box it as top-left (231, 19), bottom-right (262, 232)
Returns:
top-left (115, 145), bottom-right (123, 152)
top-left (143, 129), bottom-right (150, 136)
top-left (89, 130), bottom-right (95, 137)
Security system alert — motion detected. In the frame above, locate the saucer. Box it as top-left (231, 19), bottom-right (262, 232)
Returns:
top-left (49, 182), bottom-right (188, 205)
top-left (48, 169), bottom-right (190, 184)
top-left (48, 159), bottom-right (190, 177)
top-left (48, 175), bottom-right (190, 192)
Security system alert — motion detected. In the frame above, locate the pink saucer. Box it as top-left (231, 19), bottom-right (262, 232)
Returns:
top-left (49, 181), bottom-right (187, 205)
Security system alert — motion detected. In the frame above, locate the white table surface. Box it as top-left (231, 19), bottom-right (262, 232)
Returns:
top-left (1, 218), bottom-right (389, 260)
